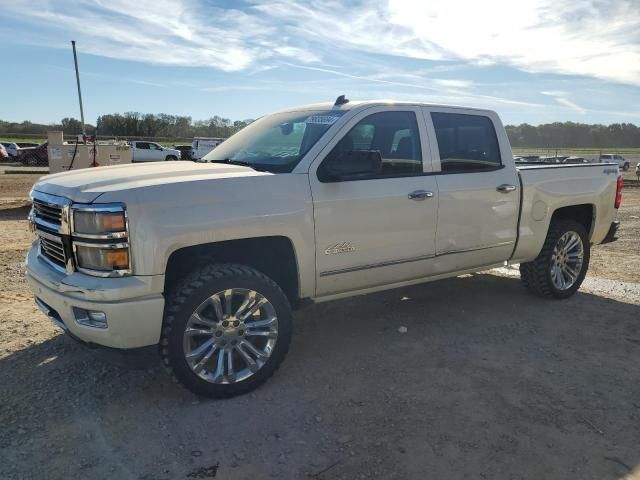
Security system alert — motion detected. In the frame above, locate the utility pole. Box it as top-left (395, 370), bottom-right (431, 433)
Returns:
top-left (71, 40), bottom-right (86, 137)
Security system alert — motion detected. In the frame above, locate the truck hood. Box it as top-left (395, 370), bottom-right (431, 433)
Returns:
top-left (33, 161), bottom-right (270, 203)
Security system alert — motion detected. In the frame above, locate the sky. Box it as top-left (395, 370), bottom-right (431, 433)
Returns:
top-left (1, 0), bottom-right (639, 126)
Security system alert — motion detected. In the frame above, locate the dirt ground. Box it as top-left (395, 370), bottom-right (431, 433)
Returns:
top-left (1, 173), bottom-right (639, 480)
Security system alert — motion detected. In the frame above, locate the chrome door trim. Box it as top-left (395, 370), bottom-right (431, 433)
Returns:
top-left (319, 241), bottom-right (513, 277)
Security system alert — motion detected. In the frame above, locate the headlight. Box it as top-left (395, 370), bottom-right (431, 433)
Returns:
top-left (71, 204), bottom-right (131, 277)
top-left (74, 210), bottom-right (126, 235)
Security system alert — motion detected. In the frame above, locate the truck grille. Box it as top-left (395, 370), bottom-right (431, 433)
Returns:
top-left (38, 232), bottom-right (67, 268)
top-left (33, 199), bottom-right (63, 227)
top-left (30, 192), bottom-right (72, 272)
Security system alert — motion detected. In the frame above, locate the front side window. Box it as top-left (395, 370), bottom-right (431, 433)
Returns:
top-left (203, 110), bottom-right (346, 173)
top-left (319, 111), bottom-right (422, 181)
top-left (431, 113), bottom-right (501, 172)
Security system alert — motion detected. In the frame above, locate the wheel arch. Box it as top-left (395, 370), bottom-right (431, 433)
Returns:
top-left (164, 236), bottom-right (301, 306)
top-left (549, 203), bottom-right (594, 240)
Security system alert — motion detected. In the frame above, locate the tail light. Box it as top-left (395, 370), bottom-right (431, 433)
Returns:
top-left (615, 175), bottom-right (623, 209)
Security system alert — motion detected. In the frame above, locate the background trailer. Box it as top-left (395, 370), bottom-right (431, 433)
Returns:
top-left (47, 131), bottom-right (132, 174)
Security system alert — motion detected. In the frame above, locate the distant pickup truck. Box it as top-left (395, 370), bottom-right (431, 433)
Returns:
top-left (130, 141), bottom-right (180, 162)
top-left (1, 141), bottom-right (39, 158)
top-left (600, 154), bottom-right (630, 171)
top-left (26, 98), bottom-right (623, 398)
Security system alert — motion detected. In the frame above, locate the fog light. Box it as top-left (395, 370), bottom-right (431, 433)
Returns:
top-left (73, 307), bottom-right (108, 329)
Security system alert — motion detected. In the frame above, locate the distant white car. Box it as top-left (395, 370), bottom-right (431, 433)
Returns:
top-left (130, 141), bottom-right (181, 162)
top-left (0, 143), bottom-right (7, 159)
top-left (636, 162), bottom-right (640, 180)
top-left (191, 137), bottom-right (224, 161)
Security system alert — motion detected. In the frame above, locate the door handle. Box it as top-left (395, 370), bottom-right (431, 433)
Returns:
top-left (408, 190), bottom-right (434, 201)
top-left (496, 184), bottom-right (517, 193)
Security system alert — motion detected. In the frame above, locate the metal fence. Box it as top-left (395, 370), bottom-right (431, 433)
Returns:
top-left (14, 145), bottom-right (49, 167)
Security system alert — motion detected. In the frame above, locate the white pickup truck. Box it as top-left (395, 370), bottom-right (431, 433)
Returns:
top-left (130, 141), bottom-right (180, 162)
top-left (26, 98), bottom-right (623, 398)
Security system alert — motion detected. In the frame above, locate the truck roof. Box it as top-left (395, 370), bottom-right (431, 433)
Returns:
top-left (273, 100), bottom-right (498, 116)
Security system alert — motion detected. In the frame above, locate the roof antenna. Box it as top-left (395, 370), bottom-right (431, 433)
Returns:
top-left (334, 94), bottom-right (349, 106)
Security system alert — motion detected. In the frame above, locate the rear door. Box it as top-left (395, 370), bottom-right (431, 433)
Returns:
top-left (422, 108), bottom-right (520, 270)
top-left (309, 106), bottom-right (439, 297)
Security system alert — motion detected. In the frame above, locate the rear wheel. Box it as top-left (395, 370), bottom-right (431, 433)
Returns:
top-left (160, 263), bottom-right (292, 398)
top-left (520, 220), bottom-right (590, 299)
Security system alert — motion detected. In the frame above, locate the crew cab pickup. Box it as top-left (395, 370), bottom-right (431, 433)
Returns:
top-left (26, 98), bottom-right (623, 398)
top-left (130, 141), bottom-right (180, 162)
top-left (600, 154), bottom-right (630, 171)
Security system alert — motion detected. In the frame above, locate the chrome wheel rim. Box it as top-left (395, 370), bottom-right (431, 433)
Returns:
top-left (183, 288), bottom-right (278, 384)
top-left (550, 231), bottom-right (584, 290)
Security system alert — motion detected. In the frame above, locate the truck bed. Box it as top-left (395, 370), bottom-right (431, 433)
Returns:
top-left (511, 162), bottom-right (619, 263)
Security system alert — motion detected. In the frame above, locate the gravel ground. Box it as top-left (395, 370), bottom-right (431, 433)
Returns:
top-left (1, 175), bottom-right (639, 480)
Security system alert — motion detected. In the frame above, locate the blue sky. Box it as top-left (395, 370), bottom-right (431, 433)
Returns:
top-left (1, 0), bottom-right (639, 126)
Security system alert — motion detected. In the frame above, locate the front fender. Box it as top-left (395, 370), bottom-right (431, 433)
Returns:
top-left (98, 173), bottom-right (317, 298)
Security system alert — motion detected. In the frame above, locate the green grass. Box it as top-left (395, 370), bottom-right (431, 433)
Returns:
top-left (0, 137), bottom-right (47, 144)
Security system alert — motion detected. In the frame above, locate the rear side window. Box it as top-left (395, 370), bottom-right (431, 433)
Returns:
top-left (431, 113), bottom-right (501, 172)
top-left (136, 142), bottom-right (149, 149)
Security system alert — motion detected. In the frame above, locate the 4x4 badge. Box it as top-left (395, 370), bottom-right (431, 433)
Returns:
top-left (324, 242), bottom-right (355, 255)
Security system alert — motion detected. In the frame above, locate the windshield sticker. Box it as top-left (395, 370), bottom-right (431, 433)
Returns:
top-left (305, 115), bottom-right (341, 125)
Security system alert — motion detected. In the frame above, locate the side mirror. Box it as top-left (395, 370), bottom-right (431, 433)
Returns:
top-left (322, 150), bottom-right (382, 181)
top-left (280, 123), bottom-right (293, 135)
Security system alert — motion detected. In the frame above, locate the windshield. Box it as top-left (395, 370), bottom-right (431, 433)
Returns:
top-left (202, 109), bottom-right (345, 172)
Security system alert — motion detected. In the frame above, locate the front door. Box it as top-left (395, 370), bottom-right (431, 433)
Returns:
top-left (309, 106), bottom-right (439, 297)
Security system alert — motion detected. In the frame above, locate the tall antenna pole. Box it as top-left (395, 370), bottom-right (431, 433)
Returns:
top-left (71, 40), bottom-right (86, 136)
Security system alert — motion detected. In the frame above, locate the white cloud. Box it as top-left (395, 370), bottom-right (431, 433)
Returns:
top-left (3, 0), bottom-right (309, 71)
top-left (4, 0), bottom-right (639, 88)
top-left (432, 79), bottom-right (474, 89)
top-left (541, 91), bottom-right (587, 114)
top-left (384, 0), bottom-right (640, 86)
top-left (257, 0), bottom-right (640, 86)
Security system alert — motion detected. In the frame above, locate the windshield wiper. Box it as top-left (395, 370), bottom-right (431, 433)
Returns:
top-left (207, 158), bottom-right (260, 170)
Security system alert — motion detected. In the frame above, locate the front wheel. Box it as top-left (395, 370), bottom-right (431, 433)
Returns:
top-left (520, 220), bottom-right (590, 299)
top-left (622, 163), bottom-right (630, 171)
top-left (165, 155), bottom-right (178, 161)
top-left (160, 263), bottom-right (292, 398)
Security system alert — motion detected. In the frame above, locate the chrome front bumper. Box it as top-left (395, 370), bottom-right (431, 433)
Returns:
top-left (26, 243), bottom-right (166, 349)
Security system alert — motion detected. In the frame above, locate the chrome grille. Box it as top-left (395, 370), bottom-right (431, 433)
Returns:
top-left (33, 199), bottom-right (63, 227)
top-left (37, 230), bottom-right (67, 268)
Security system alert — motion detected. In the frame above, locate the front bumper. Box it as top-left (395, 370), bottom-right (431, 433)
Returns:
top-left (601, 221), bottom-right (620, 244)
top-left (26, 242), bottom-right (165, 349)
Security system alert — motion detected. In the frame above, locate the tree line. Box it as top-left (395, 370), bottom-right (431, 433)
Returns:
top-left (0, 113), bottom-right (254, 140)
top-left (2, 115), bottom-right (639, 147)
top-left (505, 122), bottom-right (640, 148)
